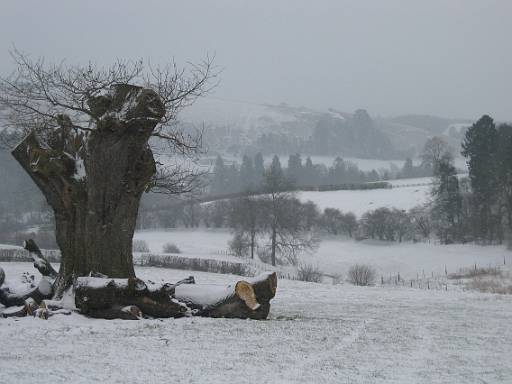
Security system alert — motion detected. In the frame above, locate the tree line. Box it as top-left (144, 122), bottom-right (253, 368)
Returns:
top-left (431, 115), bottom-right (512, 244)
top-left (209, 153), bottom-right (384, 196)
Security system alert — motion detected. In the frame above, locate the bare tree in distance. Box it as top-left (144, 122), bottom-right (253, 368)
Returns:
top-left (0, 49), bottom-right (218, 296)
top-left (260, 156), bottom-right (319, 266)
top-left (421, 136), bottom-right (453, 175)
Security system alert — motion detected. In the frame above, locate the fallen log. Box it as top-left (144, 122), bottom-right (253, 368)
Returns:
top-left (23, 239), bottom-right (58, 279)
top-left (175, 272), bottom-right (277, 320)
top-left (0, 277), bottom-right (53, 309)
top-left (74, 277), bottom-right (189, 318)
top-left (1, 297), bottom-right (39, 318)
top-left (0, 240), bottom-right (57, 310)
top-left (1, 241), bottom-right (278, 320)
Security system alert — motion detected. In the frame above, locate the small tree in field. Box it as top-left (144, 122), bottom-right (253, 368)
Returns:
top-left (431, 156), bottom-right (463, 244)
top-left (260, 157), bottom-right (319, 266)
top-left (229, 195), bottom-right (262, 259)
top-left (421, 136), bottom-right (453, 175)
top-left (0, 50), bottom-right (216, 296)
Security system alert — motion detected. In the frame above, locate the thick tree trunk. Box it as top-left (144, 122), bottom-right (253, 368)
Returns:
top-left (11, 85), bottom-right (165, 296)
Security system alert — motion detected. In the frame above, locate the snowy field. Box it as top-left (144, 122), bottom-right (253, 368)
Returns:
top-left (1, 262), bottom-right (511, 384)
top-left (295, 176), bottom-right (436, 217)
top-left (134, 228), bottom-right (239, 261)
top-left (309, 239), bottom-right (511, 280)
top-left (133, 229), bottom-right (511, 281)
top-left (298, 183), bottom-right (431, 217)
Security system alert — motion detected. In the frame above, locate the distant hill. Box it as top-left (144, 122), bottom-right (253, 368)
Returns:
top-left (377, 114), bottom-right (473, 157)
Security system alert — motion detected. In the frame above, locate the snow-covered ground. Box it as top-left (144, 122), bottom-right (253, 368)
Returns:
top-left (308, 239), bottom-right (511, 280)
top-left (298, 183), bottom-right (431, 217)
top-left (134, 228), bottom-right (238, 261)
top-left (1, 262), bottom-right (511, 384)
top-left (132, 229), bottom-right (511, 281)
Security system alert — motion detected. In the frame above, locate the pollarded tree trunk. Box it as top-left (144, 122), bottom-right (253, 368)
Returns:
top-left (12, 84), bottom-right (165, 296)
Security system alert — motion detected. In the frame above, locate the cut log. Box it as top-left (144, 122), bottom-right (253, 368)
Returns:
top-left (175, 272), bottom-right (277, 320)
top-left (74, 277), bottom-right (188, 318)
top-left (1, 298), bottom-right (39, 318)
top-left (0, 277), bottom-right (53, 308)
top-left (23, 239), bottom-right (58, 279)
top-left (2, 305), bottom-right (28, 318)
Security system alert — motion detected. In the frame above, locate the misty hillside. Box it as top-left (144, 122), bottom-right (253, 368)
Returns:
top-left (185, 98), bottom-right (472, 159)
top-left (376, 114), bottom-right (472, 155)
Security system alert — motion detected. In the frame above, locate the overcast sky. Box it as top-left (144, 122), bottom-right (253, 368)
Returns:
top-left (0, 0), bottom-right (511, 120)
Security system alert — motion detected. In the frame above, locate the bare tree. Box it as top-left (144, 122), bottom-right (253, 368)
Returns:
top-left (260, 163), bottom-right (319, 266)
top-left (409, 205), bottom-right (432, 240)
top-left (229, 195), bottom-right (262, 259)
top-left (421, 136), bottom-right (453, 175)
top-left (0, 50), bottom-right (217, 296)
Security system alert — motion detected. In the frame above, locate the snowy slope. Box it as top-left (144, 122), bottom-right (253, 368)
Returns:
top-left (0, 263), bottom-right (511, 384)
top-left (298, 184), bottom-right (431, 217)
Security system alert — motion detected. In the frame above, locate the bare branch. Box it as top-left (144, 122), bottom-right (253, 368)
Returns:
top-left (0, 49), bottom-right (219, 195)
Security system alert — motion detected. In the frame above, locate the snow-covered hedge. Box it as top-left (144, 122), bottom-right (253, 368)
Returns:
top-left (135, 253), bottom-right (249, 276)
top-left (0, 248), bottom-right (60, 262)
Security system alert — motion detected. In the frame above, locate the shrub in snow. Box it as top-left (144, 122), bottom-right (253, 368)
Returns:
top-left (297, 264), bottom-right (323, 283)
top-left (162, 242), bottom-right (181, 254)
top-left (229, 232), bottom-right (250, 257)
top-left (348, 264), bottom-right (376, 286)
top-left (133, 239), bottom-right (150, 253)
top-left (257, 247), bottom-right (287, 266)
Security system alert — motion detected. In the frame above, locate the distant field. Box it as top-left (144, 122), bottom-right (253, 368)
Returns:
top-left (133, 229), bottom-right (511, 281)
top-left (298, 180), bottom-right (431, 217)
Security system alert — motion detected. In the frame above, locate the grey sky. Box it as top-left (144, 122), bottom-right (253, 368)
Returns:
top-left (0, 0), bottom-right (511, 120)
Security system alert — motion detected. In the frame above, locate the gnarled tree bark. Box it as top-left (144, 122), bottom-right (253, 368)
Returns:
top-left (11, 85), bottom-right (165, 297)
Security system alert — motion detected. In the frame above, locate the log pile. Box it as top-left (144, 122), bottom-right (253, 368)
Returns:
top-left (0, 241), bottom-right (55, 317)
top-left (1, 240), bottom-right (278, 320)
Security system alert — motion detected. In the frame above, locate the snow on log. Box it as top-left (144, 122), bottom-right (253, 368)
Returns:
top-left (23, 239), bottom-right (58, 279)
top-left (175, 272), bottom-right (277, 320)
top-left (1, 297), bottom-right (39, 318)
top-left (74, 277), bottom-right (188, 318)
top-left (0, 276), bottom-right (53, 309)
